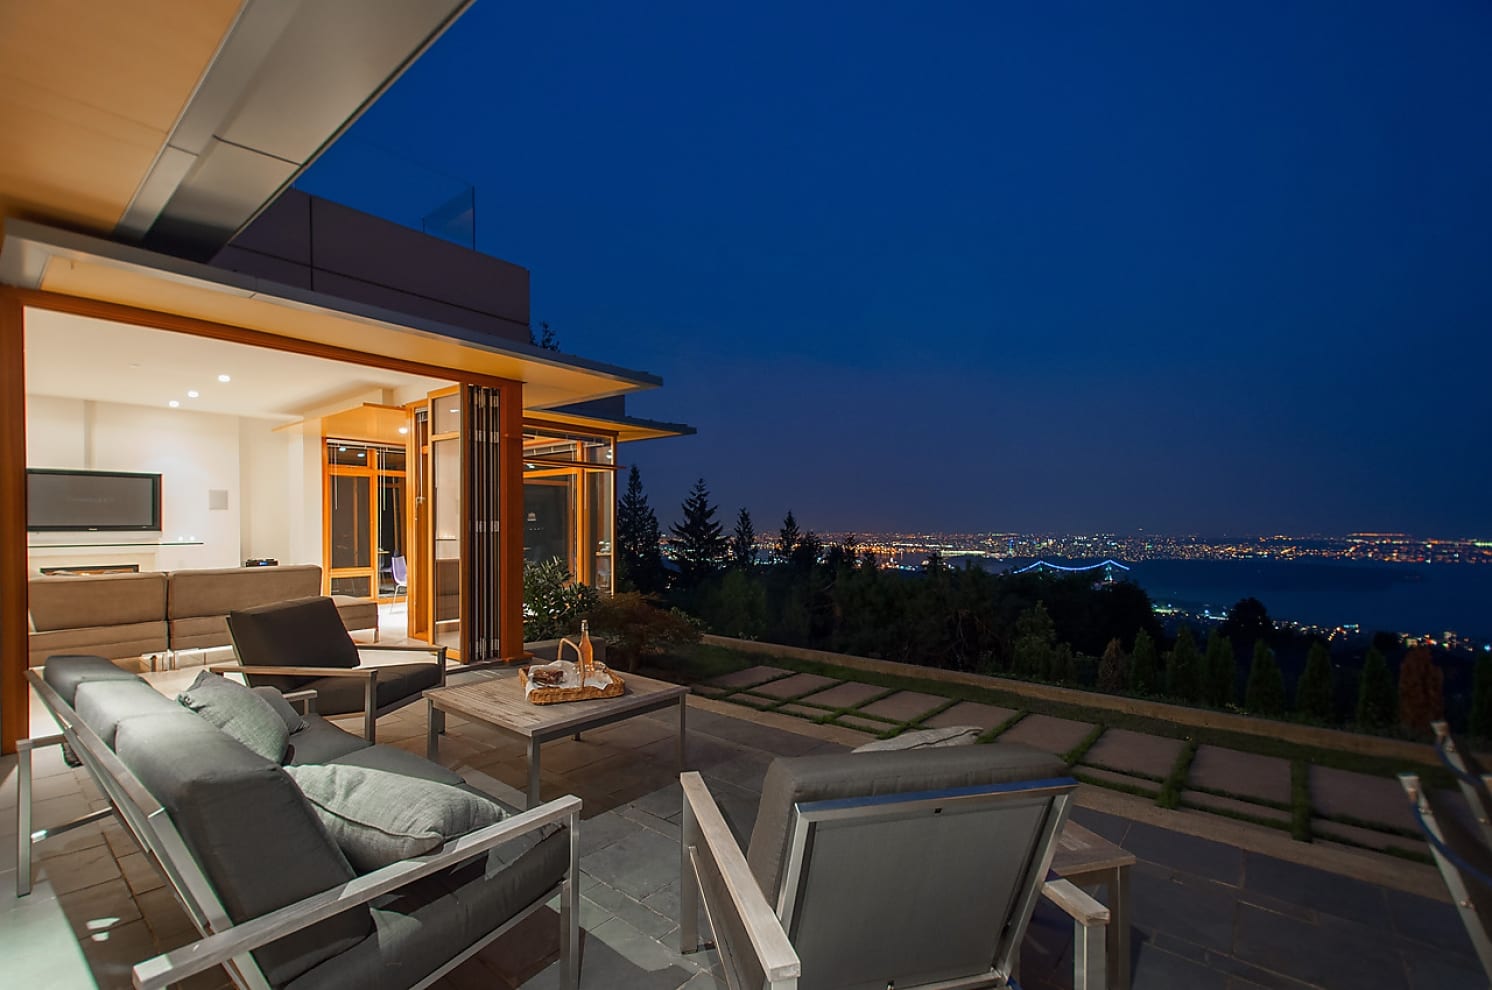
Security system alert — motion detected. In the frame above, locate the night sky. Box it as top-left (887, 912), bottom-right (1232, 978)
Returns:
top-left (299, 0), bottom-right (1492, 539)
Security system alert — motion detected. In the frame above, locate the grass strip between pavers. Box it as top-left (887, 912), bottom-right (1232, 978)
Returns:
top-left (1180, 797), bottom-right (1292, 835)
top-left (983, 710), bottom-right (1027, 742)
top-left (1157, 739), bottom-right (1199, 810)
top-left (1063, 723), bottom-right (1107, 766)
top-left (1072, 770), bottom-right (1159, 799)
top-left (1079, 760), bottom-right (1167, 784)
top-left (1312, 810), bottom-right (1424, 842)
top-left (1186, 782), bottom-right (1294, 813)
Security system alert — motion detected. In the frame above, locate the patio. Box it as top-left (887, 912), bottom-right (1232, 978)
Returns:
top-left (1, 665), bottom-right (1484, 989)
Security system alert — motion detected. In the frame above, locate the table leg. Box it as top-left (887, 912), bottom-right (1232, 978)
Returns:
top-left (426, 701), bottom-right (439, 761)
top-left (1110, 864), bottom-right (1130, 990)
top-left (678, 695), bottom-right (687, 772)
top-left (528, 738), bottom-right (543, 809)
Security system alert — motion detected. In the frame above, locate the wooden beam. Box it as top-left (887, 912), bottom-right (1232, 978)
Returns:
top-left (1, 290), bottom-right (29, 754)
top-left (500, 382), bottom-right (525, 660)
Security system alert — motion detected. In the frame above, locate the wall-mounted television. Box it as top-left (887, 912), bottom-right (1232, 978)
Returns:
top-left (27, 469), bottom-right (162, 532)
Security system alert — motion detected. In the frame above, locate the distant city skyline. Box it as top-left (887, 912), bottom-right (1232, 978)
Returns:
top-left (303, 1), bottom-right (1492, 537)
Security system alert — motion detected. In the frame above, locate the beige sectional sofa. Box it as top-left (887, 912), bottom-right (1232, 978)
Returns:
top-left (27, 564), bottom-right (378, 669)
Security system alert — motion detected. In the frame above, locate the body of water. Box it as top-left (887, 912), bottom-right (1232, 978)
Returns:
top-left (978, 557), bottom-right (1492, 643)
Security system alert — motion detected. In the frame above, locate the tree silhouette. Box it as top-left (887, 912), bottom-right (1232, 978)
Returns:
top-left (730, 508), bottom-right (756, 569)
top-left (1097, 638), bottom-right (1127, 692)
top-left (615, 465), bottom-right (664, 593)
top-left (776, 511), bottom-right (802, 564)
top-left (1166, 626), bottom-right (1202, 701)
top-left (1203, 629), bottom-right (1237, 708)
top-left (1244, 640), bottom-right (1286, 716)
top-left (1130, 628), bottom-right (1159, 694)
top-left (669, 478), bottom-right (727, 587)
top-left (1355, 647), bottom-right (1396, 731)
top-left (1397, 646), bottom-right (1444, 734)
top-left (1295, 641), bottom-right (1333, 722)
top-left (1221, 597), bottom-right (1273, 648)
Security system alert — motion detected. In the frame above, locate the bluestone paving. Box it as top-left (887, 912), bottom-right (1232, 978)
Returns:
top-left (1084, 728), bottom-right (1184, 779)
top-left (1242, 852), bottom-right (1390, 929)
top-left (997, 713), bottom-right (1094, 755)
top-left (1234, 902), bottom-right (1410, 990)
top-left (922, 700), bottom-right (1018, 730)
top-left (793, 680), bottom-right (884, 708)
top-left (1309, 765), bottom-right (1418, 832)
top-left (1189, 744), bottom-right (1292, 805)
top-left (854, 689), bottom-right (949, 722)
top-left (703, 665), bottom-right (791, 689)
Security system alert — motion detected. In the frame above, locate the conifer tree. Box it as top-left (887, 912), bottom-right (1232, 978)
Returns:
top-left (1245, 640), bottom-right (1286, 716)
top-left (1203, 629), bottom-right (1237, 708)
top-left (1129, 628), bottom-right (1159, 694)
top-left (776, 511), bottom-right (802, 564)
top-left (1096, 637), bottom-right (1127, 692)
top-left (615, 465), bottom-right (663, 593)
top-left (1165, 626), bottom-right (1202, 701)
top-left (1397, 645), bottom-right (1444, 734)
top-left (1295, 641), bottom-right (1334, 722)
top-left (1472, 657), bottom-right (1492, 740)
top-left (1355, 646), bottom-right (1397, 731)
top-left (730, 508), bottom-right (757, 569)
top-left (1012, 602), bottom-right (1058, 679)
top-left (669, 478), bottom-right (727, 587)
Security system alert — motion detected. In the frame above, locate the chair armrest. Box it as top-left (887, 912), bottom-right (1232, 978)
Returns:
top-left (131, 793), bottom-right (583, 990)
top-left (1042, 878), bottom-right (1109, 926)
top-left (679, 771), bottom-right (800, 986)
top-left (282, 688), bottom-right (318, 715)
top-left (207, 664), bottom-right (378, 680)
top-left (356, 645), bottom-right (448, 660)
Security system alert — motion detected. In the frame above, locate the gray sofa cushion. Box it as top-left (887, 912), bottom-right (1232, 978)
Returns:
top-left (74, 679), bottom-right (181, 747)
top-left (286, 715), bottom-right (371, 765)
top-left (326, 745), bottom-right (464, 786)
top-left (745, 743), bottom-right (1067, 903)
top-left (286, 765), bottom-right (505, 873)
top-left (178, 670), bottom-right (290, 763)
top-left (113, 711), bottom-right (372, 986)
top-left (284, 828), bottom-right (571, 990)
top-left (299, 662), bottom-right (441, 716)
top-left (42, 654), bottom-right (140, 705)
top-left (253, 686), bottom-right (309, 734)
top-left (229, 597), bottom-right (360, 692)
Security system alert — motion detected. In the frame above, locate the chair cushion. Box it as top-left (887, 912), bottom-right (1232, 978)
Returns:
top-left (177, 670), bottom-right (290, 764)
top-left (302, 662), bottom-right (441, 717)
top-left (113, 711), bottom-right (371, 986)
top-left (253, 686), bottom-right (309, 734)
top-left (285, 764), bottom-right (506, 873)
top-left (746, 742), bottom-right (1067, 903)
top-left (73, 679), bottom-right (181, 747)
top-left (287, 715), bottom-right (371, 765)
top-left (852, 726), bottom-right (983, 752)
top-left (326, 745), bottom-right (464, 786)
top-left (42, 654), bottom-right (141, 705)
top-left (230, 597), bottom-right (361, 692)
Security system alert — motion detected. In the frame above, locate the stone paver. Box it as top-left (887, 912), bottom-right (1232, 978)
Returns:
top-left (834, 714), bottom-right (889, 734)
top-left (1183, 790), bottom-right (1291, 826)
top-left (1075, 766), bottom-right (1160, 796)
top-left (776, 703), bottom-right (829, 720)
top-left (855, 690), bottom-right (947, 722)
top-left (922, 701), bottom-right (1017, 731)
top-left (705, 665), bottom-right (791, 689)
top-left (1309, 765), bottom-right (1416, 832)
top-left (1312, 818), bottom-right (1428, 858)
top-left (1083, 729), bottom-right (1183, 779)
top-left (997, 714), bottom-right (1093, 756)
top-left (751, 673), bottom-right (839, 699)
top-left (794, 681), bottom-right (884, 709)
top-left (1187, 745), bottom-right (1291, 805)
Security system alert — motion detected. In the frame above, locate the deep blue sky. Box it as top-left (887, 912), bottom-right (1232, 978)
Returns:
top-left (300, 0), bottom-right (1492, 538)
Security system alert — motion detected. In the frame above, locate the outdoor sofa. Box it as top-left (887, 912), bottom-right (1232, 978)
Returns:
top-left (18, 654), bottom-right (581, 990)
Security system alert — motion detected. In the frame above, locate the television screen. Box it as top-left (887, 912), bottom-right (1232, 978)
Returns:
top-left (27, 469), bottom-right (162, 532)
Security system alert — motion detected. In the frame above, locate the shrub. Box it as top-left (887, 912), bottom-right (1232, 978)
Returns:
top-left (1096, 638), bottom-right (1127, 692)
top-left (523, 557), bottom-right (600, 641)
top-left (1129, 629), bottom-right (1159, 694)
top-left (1203, 630), bottom-right (1236, 708)
top-left (1472, 657), bottom-right (1492, 739)
top-left (1244, 640), bottom-right (1286, 716)
top-left (1397, 645), bottom-right (1444, 735)
top-left (1355, 647), bottom-right (1396, 731)
top-left (1165, 626), bottom-right (1201, 701)
top-left (1012, 602), bottom-right (1059, 679)
top-left (1295, 641), bottom-right (1333, 722)
top-left (585, 591), bottom-right (702, 672)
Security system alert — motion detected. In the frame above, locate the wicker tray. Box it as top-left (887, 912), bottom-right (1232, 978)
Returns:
top-left (519, 663), bottom-right (625, 705)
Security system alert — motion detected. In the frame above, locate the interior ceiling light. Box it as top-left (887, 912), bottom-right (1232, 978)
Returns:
top-left (357, 452), bottom-right (365, 458)
top-left (218, 374), bottom-right (231, 383)
top-left (187, 390), bottom-right (199, 398)
top-left (168, 400), bottom-right (180, 408)
top-left (397, 427), bottom-right (409, 435)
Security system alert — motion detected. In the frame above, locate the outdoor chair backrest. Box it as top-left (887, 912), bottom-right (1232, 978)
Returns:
top-left (1401, 771), bottom-right (1492, 981)
top-left (227, 595), bottom-right (361, 691)
top-left (744, 745), bottom-right (1073, 990)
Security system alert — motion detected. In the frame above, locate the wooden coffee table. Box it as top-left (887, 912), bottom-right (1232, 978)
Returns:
top-left (424, 670), bottom-right (688, 808)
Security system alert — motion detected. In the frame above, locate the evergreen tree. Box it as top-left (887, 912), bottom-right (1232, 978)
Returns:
top-left (615, 465), bottom-right (664, 593)
top-left (730, 508), bottom-right (756, 568)
top-left (776, 511), bottom-right (802, 564)
top-left (791, 530), bottom-right (823, 571)
top-left (1012, 602), bottom-right (1059, 679)
top-left (1471, 657), bottom-right (1492, 739)
top-left (1295, 641), bottom-right (1334, 722)
top-left (669, 479), bottom-right (728, 587)
top-left (1165, 626), bottom-right (1202, 701)
top-left (1397, 645), bottom-right (1444, 734)
top-left (1355, 646), bottom-right (1397, 731)
top-left (1244, 640), bottom-right (1286, 716)
top-left (1203, 629), bottom-right (1237, 708)
top-left (1130, 628), bottom-right (1159, 694)
top-left (1221, 597), bottom-right (1273, 648)
top-left (1096, 637), bottom-right (1127, 692)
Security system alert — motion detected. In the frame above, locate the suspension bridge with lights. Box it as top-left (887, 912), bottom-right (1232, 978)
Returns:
top-left (1011, 559), bottom-right (1132, 583)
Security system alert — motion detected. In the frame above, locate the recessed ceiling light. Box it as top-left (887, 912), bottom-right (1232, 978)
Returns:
top-left (168, 400), bottom-right (180, 408)
top-left (187, 390), bottom-right (199, 398)
top-left (397, 427), bottom-right (409, 435)
top-left (217, 374), bottom-right (231, 383)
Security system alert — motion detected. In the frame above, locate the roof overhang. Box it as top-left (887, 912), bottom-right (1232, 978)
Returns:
top-left (532, 407), bottom-right (697, 444)
top-left (1, 220), bottom-right (663, 410)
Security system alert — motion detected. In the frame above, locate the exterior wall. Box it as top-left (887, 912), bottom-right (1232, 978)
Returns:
top-left (213, 190), bottom-right (532, 345)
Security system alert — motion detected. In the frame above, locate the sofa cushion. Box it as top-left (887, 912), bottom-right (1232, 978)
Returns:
top-left (74, 679), bottom-right (181, 747)
top-left (326, 745), bottom-right (464, 787)
top-left (28, 572), bottom-right (167, 631)
top-left (167, 614), bottom-right (231, 652)
top-left (284, 827), bottom-right (571, 990)
top-left (302, 662), bottom-right (441, 717)
top-left (29, 621), bottom-right (170, 667)
top-left (745, 743), bottom-right (1067, 903)
top-left (285, 764), bottom-right (506, 873)
top-left (331, 596), bottom-right (379, 633)
top-left (42, 654), bottom-right (140, 706)
top-left (287, 715), bottom-right (371, 765)
top-left (114, 711), bottom-right (371, 986)
top-left (230, 597), bottom-right (361, 692)
top-left (178, 670), bottom-right (291, 763)
top-left (167, 564), bottom-right (322, 619)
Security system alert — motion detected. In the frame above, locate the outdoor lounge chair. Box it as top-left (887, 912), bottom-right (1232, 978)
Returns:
top-left (1431, 720), bottom-right (1492, 847)
top-left (214, 596), bottom-right (446, 742)
top-left (680, 744), bottom-right (1110, 990)
top-left (1400, 771), bottom-right (1492, 981)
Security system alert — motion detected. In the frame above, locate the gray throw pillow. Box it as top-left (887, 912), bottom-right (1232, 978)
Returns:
top-left (177, 669), bottom-right (291, 763)
top-left (285, 764), bottom-right (505, 873)
top-left (252, 686), bottom-right (309, 734)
